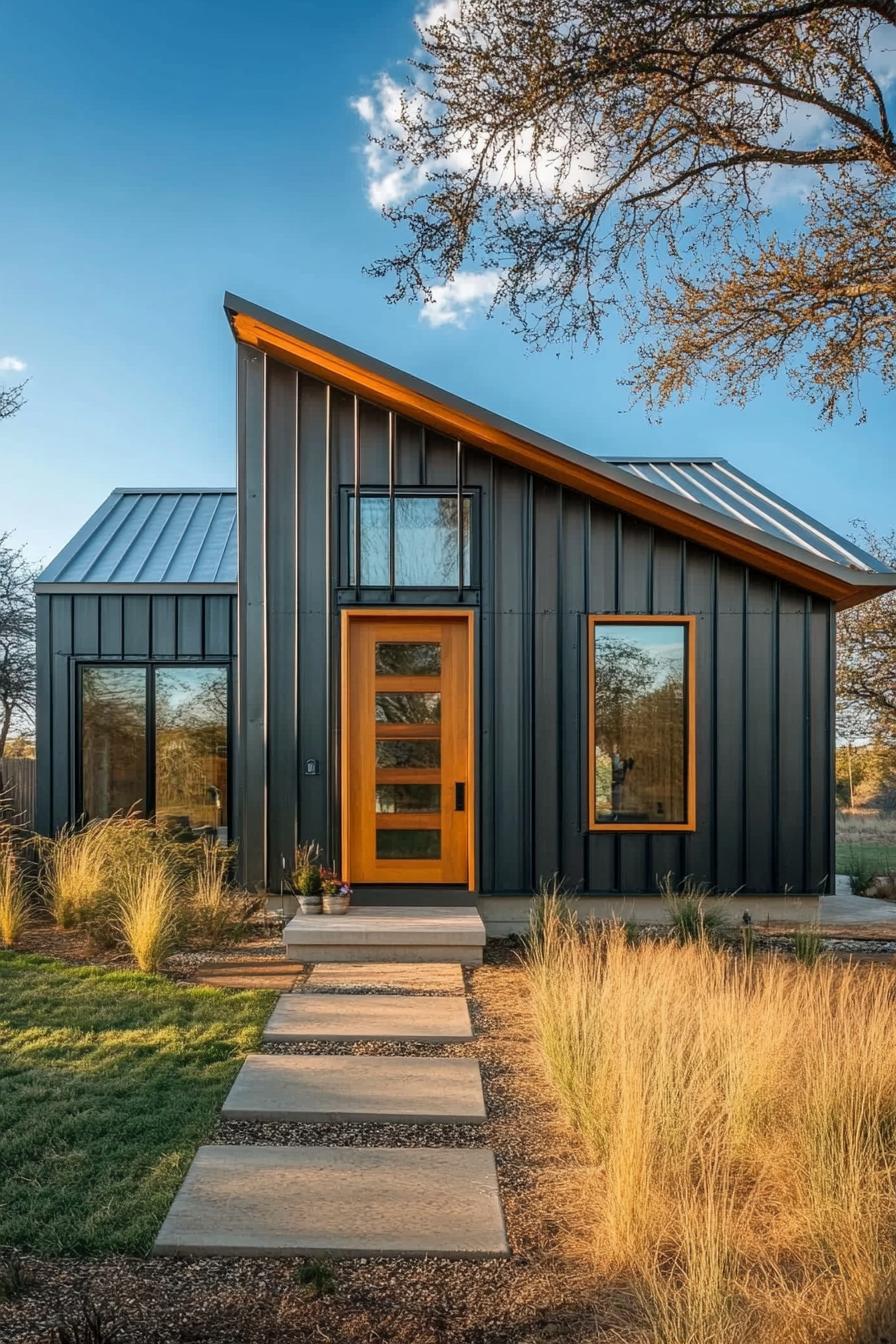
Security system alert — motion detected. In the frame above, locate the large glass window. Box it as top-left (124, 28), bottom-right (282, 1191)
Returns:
top-left (348, 494), bottom-right (472, 587)
top-left (589, 618), bottom-right (694, 830)
top-left (79, 664), bottom-right (229, 836)
top-left (155, 667), bottom-right (229, 839)
top-left (81, 667), bottom-right (147, 819)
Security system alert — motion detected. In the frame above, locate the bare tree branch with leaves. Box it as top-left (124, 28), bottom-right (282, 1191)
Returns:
top-left (837, 524), bottom-right (896, 742)
top-left (366, 0), bottom-right (896, 418)
top-left (0, 382), bottom-right (27, 421)
top-left (0, 535), bottom-right (37, 759)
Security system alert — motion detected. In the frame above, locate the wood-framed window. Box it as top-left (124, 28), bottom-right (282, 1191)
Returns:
top-left (587, 615), bottom-right (696, 832)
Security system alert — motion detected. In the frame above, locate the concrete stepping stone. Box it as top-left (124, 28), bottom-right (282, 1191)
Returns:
top-left (262, 992), bottom-right (472, 1043)
top-left (302, 961), bottom-right (465, 995)
top-left (222, 1053), bottom-right (486, 1123)
top-left (154, 1144), bottom-right (508, 1258)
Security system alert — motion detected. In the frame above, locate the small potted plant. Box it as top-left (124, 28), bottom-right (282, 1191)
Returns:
top-left (293, 842), bottom-right (323, 915)
top-left (321, 868), bottom-right (352, 916)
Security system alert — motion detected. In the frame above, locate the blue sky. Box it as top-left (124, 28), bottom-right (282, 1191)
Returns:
top-left (2, 0), bottom-right (893, 567)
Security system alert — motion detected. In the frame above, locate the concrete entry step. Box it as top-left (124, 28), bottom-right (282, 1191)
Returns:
top-left (262, 992), bottom-right (472, 1043)
top-left (154, 1144), bottom-right (508, 1259)
top-left (283, 905), bottom-right (486, 965)
top-left (222, 1053), bottom-right (486, 1123)
top-left (302, 961), bottom-right (465, 994)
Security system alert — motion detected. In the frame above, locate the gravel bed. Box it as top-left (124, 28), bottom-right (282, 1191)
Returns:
top-left (0, 951), bottom-right (599, 1344)
top-left (166, 938), bottom-right (285, 969)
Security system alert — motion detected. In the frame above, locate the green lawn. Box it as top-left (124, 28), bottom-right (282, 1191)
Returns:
top-left (0, 953), bottom-right (275, 1254)
top-left (836, 841), bottom-right (896, 874)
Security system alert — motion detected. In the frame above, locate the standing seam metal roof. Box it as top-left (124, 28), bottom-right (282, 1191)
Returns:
top-left (604, 459), bottom-right (887, 574)
top-left (36, 460), bottom-right (888, 587)
top-left (37, 489), bottom-right (237, 585)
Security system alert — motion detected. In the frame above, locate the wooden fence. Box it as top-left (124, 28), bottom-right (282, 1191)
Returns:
top-left (0, 757), bottom-right (36, 829)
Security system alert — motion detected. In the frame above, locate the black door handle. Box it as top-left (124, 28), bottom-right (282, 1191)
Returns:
top-left (454, 781), bottom-right (465, 811)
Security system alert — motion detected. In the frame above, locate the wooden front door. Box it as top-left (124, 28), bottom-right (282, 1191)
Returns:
top-left (342, 612), bottom-right (472, 885)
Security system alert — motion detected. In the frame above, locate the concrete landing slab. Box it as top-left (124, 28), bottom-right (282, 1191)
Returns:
top-left (283, 905), bottom-right (486, 964)
top-left (262, 992), bottom-right (472, 1042)
top-left (154, 1144), bottom-right (508, 1258)
top-left (302, 962), bottom-right (465, 994)
top-left (222, 1053), bottom-right (486, 1123)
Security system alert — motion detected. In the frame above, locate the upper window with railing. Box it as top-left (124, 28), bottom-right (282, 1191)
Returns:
top-left (346, 491), bottom-right (475, 589)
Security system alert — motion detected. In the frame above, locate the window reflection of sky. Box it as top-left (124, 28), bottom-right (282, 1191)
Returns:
top-left (595, 625), bottom-right (684, 689)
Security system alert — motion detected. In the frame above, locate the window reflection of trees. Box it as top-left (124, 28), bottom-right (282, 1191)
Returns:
top-left (81, 668), bottom-right (147, 819)
top-left (353, 496), bottom-right (471, 587)
top-left (594, 630), bottom-right (685, 824)
top-left (155, 668), bottom-right (228, 838)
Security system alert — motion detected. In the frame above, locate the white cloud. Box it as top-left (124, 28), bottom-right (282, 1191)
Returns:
top-left (419, 270), bottom-right (501, 327)
top-left (0, 356), bottom-right (26, 373)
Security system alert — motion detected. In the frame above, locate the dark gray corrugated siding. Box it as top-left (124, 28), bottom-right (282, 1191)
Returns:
top-left (239, 352), bottom-right (835, 897)
top-left (35, 592), bottom-right (237, 835)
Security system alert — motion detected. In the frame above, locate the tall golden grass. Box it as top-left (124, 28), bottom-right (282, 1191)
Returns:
top-left (116, 850), bottom-right (181, 973)
top-left (189, 837), bottom-right (255, 944)
top-left (526, 898), bottom-right (896, 1344)
top-left (40, 814), bottom-right (151, 931)
top-left (0, 827), bottom-right (31, 947)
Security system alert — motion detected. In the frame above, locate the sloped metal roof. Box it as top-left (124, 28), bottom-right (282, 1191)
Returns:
top-left (603, 459), bottom-right (889, 574)
top-left (37, 489), bottom-right (237, 588)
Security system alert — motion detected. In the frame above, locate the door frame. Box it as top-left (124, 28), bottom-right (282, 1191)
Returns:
top-left (339, 607), bottom-right (476, 891)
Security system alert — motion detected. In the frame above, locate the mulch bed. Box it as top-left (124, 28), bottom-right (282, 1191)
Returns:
top-left (0, 943), bottom-right (600, 1344)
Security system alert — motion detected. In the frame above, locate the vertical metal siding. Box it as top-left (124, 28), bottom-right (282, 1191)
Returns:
top-left (238, 357), bottom-right (835, 897)
top-left (265, 359), bottom-right (300, 882)
top-left (237, 343), bottom-right (267, 889)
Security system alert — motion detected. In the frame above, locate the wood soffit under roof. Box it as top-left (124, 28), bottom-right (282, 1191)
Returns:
top-left (229, 308), bottom-right (892, 611)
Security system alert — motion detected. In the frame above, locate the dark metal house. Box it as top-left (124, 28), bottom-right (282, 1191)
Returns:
top-left (35, 294), bottom-right (896, 907)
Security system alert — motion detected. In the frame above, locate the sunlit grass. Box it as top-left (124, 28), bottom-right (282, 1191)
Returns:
top-left (0, 830), bottom-right (31, 947)
top-left (0, 952), bottom-right (275, 1253)
top-left (526, 896), bottom-right (896, 1344)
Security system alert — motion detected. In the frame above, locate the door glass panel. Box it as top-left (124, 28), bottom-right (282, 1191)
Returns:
top-left (375, 691), bottom-right (441, 724)
top-left (155, 667), bottom-right (229, 838)
top-left (376, 829), bottom-right (441, 859)
top-left (376, 739), bottom-right (441, 769)
top-left (81, 667), bottom-right (147, 819)
top-left (376, 785), bottom-right (441, 813)
top-left (375, 642), bottom-right (441, 676)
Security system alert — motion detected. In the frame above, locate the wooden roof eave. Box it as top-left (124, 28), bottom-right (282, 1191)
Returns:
top-left (229, 310), bottom-right (890, 609)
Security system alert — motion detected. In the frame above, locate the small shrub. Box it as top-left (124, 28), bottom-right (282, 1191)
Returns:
top-left (295, 1258), bottom-right (337, 1299)
top-left (188, 839), bottom-right (256, 944)
top-left (793, 923), bottom-right (825, 967)
top-left (841, 843), bottom-right (885, 896)
top-left (660, 873), bottom-right (729, 943)
top-left (292, 840), bottom-right (323, 894)
top-left (0, 830), bottom-right (31, 947)
top-left (0, 1247), bottom-right (32, 1301)
top-left (49, 1299), bottom-right (128, 1344)
top-left (117, 853), bottom-right (181, 972)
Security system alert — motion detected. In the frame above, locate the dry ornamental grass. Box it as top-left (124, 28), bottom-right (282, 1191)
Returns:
top-left (526, 898), bottom-right (896, 1344)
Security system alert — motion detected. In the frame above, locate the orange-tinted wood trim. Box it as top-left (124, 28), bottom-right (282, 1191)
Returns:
top-left (232, 312), bottom-right (857, 604)
top-left (587, 614), bottom-right (697, 833)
